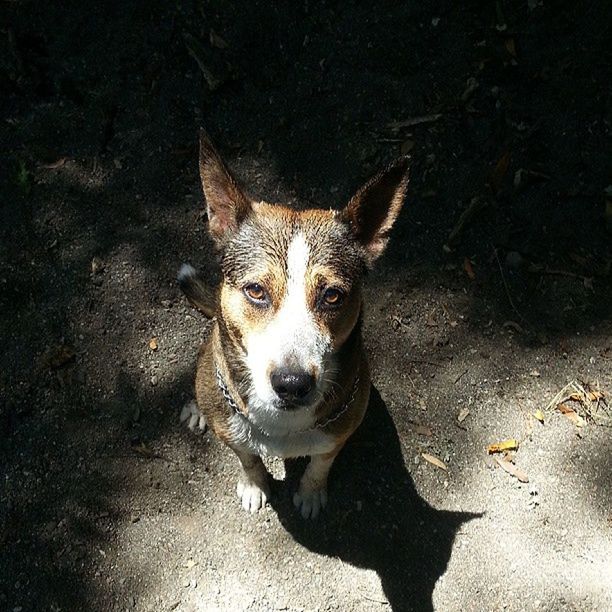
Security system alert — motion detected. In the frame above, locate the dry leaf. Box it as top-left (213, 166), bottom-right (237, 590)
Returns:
top-left (463, 257), bottom-right (476, 280)
top-left (503, 320), bottom-right (524, 334)
top-left (425, 311), bottom-right (438, 327)
top-left (209, 29), bottom-right (228, 49)
top-left (401, 139), bottom-right (415, 155)
top-left (504, 37), bottom-right (517, 58)
top-left (387, 114), bottom-right (442, 130)
top-left (447, 196), bottom-right (487, 246)
top-left (149, 337), bottom-right (158, 351)
top-left (587, 391), bottom-right (604, 401)
top-left (41, 157), bottom-right (67, 169)
top-left (489, 151), bottom-right (511, 193)
top-left (131, 441), bottom-right (154, 457)
top-left (44, 345), bottom-right (76, 369)
top-left (487, 439), bottom-right (519, 454)
top-left (460, 77), bottom-right (479, 102)
top-left (91, 256), bottom-right (104, 275)
top-left (184, 33), bottom-right (222, 91)
top-left (533, 409), bottom-right (545, 423)
top-left (495, 456), bottom-right (529, 482)
top-left (457, 407), bottom-right (470, 423)
top-left (557, 403), bottom-right (585, 427)
top-left (421, 453), bottom-right (448, 471)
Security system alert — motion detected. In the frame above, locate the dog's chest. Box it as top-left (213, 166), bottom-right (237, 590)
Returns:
top-left (227, 410), bottom-right (336, 458)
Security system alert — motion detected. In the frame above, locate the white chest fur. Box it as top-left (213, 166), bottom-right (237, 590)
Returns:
top-left (227, 409), bottom-right (336, 458)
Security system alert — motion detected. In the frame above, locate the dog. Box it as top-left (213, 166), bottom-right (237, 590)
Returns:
top-left (179, 130), bottom-right (409, 519)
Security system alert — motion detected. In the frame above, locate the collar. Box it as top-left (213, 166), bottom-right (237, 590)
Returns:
top-left (214, 365), bottom-right (360, 433)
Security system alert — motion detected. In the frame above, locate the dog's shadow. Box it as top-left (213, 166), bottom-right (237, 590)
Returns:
top-left (270, 387), bottom-right (480, 612)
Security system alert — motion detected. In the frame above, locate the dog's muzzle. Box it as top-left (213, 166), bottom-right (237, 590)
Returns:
top-left (270, 367), bottom-right (315, 408)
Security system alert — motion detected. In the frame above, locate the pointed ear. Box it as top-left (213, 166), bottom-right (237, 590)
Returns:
top-left (198, 129), bottom-right (251, 244)
top-left (341, 157), bottom-right (410, 265)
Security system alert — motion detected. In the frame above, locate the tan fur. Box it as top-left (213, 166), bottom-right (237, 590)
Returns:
top-left (182, 130), bottom-right (409, 518)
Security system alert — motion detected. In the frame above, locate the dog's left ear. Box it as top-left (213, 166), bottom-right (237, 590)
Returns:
top-left (341, 157), bottom-right (410, 265)
top-left (198, 129), bottom-right (251, 245)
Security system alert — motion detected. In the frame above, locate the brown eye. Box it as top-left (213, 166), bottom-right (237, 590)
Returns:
top-left (322, 287), bottom-right (344, 308)
top-left (243, 283), bottom-right (268, 305)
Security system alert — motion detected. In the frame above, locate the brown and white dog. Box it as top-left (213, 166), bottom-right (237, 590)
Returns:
top-left (179, 131), bottom-right (408, 519)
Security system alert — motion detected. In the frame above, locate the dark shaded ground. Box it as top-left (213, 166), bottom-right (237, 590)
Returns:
top-left (1, 1), bottom-right (611, 611)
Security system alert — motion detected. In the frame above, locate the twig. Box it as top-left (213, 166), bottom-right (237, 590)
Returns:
top-left (493, 247), bottom-right (526, 323)
top-left (539, 268), bottom-right (592, 283)
top-left (183, 32), bottom-right (221, 91)
top-left (447, 197), bottom-right (488, 246)
top-left (387, 114), bottom-right (442, 130)
top-left (544, 380), bottom-right (611, 426)
top-left (407, 359), bottom-right (444, 368)
top-left (454, 369), bottom-right (468, 384)
top-left (361, 593), bottom-right (390, 605)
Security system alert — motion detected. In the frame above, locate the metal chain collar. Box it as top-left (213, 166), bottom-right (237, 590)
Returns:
top-left (214, 365), bottom-right (360, 434)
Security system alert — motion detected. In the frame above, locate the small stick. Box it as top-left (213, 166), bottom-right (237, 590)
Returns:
top-left (539, 268), bottom-right (592, 283)
top-left (454, 369), bottom-right (468, 384)
top-left (407, 359), bottom-right (445, 367)
top-left (493, 247), bottom-right (526, 323)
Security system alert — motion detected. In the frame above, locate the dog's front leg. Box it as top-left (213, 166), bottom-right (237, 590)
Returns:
top-left (293, 448), bottom-right (340, 519)
top-left (232, 447), bottom-right (271, 513)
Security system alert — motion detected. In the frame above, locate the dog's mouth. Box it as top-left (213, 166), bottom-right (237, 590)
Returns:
top-left (273, 395), bottom-right (315, 411)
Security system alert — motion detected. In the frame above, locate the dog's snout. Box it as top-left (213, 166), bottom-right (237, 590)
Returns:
top-left (270, 368), bottom-right (314, 403)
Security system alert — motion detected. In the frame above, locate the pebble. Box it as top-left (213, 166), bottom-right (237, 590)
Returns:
top-left (150, 375), bottom-right (158, 386)
top-left (91, 257), bottom-right (104, 275)
top-left (505, 251), bottom-right (523, 269)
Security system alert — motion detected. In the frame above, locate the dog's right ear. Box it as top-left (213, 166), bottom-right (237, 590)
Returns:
top-left (198, 129), bottom-right (251, 244)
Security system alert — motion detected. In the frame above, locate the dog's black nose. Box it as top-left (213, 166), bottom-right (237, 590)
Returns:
top-left (270, 368), bottom-right (314, 403)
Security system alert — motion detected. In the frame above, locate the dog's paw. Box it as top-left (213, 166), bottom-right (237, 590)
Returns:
top-left (293, 487), bottom-right (328, 519)
top-left (179, 400), bottom-right (207, 432)
top-left (237, 479), bottom-right (269, 513)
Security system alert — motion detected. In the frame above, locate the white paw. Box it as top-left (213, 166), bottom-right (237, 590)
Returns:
top-left (293, 487), bottom-right (328, 519)
top-left (179, 400), bottom-right (207, 432)
top-left (237, 480), bottom-right (269, 513)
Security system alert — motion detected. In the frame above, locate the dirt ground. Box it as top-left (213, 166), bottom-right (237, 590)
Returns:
top-left (1, 1), bottom-right (611, 611)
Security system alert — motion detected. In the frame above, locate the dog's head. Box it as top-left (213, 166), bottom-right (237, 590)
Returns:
top-left (199, 131), bottom-right (408, 412)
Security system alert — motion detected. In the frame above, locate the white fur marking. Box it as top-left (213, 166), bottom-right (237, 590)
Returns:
top-left (228, 411), bottom-right (336, 458)
top-left (180, 400), bottom-right (207, 432)
top-left (244, 233), bottom-right (332, 433)
top-left (177, 263), bottom-right (197, 283)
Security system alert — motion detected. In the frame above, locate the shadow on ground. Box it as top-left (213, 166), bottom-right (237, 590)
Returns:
top-left (273, 387), bottom-right (480, 611)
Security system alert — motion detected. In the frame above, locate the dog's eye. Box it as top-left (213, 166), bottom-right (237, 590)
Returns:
top-left (243, 283), bottom-right (268, 305)
top-left (322, 287), bottom-right (344, 307)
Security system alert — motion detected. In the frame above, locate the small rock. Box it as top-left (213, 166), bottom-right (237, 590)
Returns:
top-left (505, 251), bottom-right (523, 269)
top-left (91, 257), bottom-right (104, 275)
top-left (150, 375), bottom-right (158, 386)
